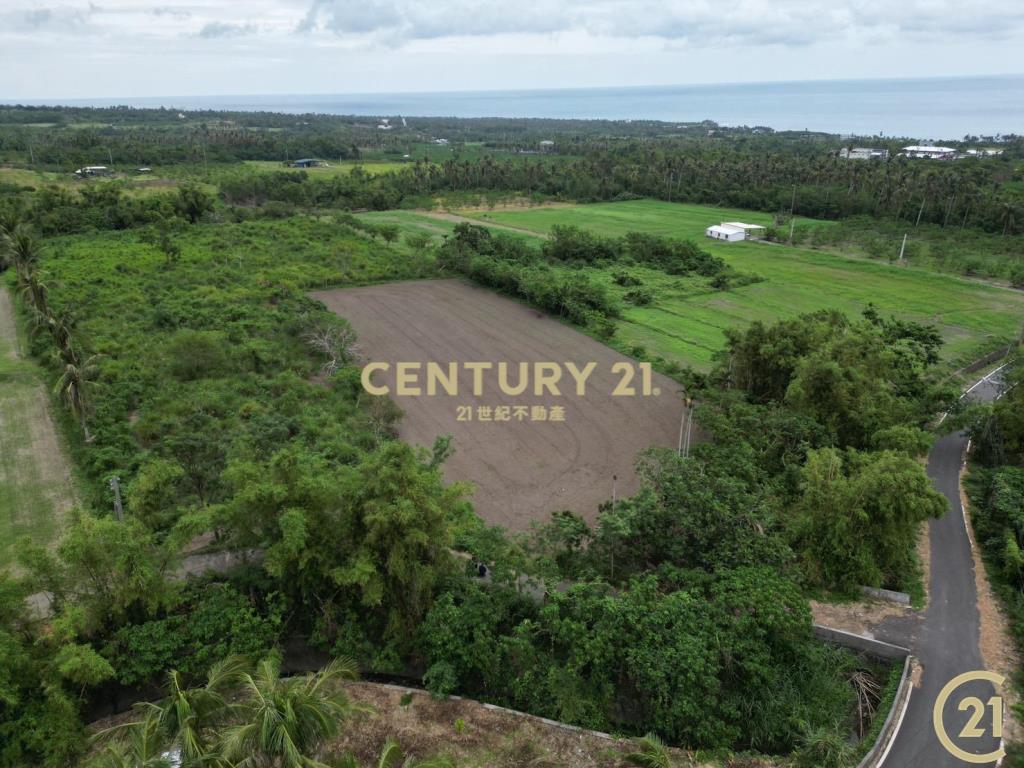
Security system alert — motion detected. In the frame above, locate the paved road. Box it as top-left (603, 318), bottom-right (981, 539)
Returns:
top-left (878, 370), bottom-right (1005, 767)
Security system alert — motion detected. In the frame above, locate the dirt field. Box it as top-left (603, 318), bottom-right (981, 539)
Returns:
top-left (312, 280), bottom-right (687, 530)
top-left (0, 288), bottom-right (76, 567)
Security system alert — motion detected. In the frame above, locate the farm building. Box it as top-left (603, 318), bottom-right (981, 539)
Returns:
top-left (902, 145), bottom-right (957, 159)
top-left (74, 166), bottom-right (110, 177)
top-left (721, 221), bottom-right (766, 237)
top-left (839, 147), bottom-right (890, 160)
top-left (705, 224), bottom-right (747, 242)
top-left (290, 158), bottom-right (327, 168)
top-left (705, 222), bottom-right (765, 242)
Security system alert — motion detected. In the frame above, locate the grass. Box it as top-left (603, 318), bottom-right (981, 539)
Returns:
top-left (457, 200), bottom-right (1024, 372)
top-left (0, 287), bottom-right (76, 568)
top-left (243, 160), bottom-right (413, 176)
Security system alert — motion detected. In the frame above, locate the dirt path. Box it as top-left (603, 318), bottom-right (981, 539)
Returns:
top-left (0, 287), bottom-right (76, 568)
top-left (418, 211), bottom-right (547, 239)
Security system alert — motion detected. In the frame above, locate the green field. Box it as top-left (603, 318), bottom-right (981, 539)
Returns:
top-left (454, 200), bottom-right (1024, 371)
top-left (243, 160), bottom-right (412, 176)
top-left (0, 289), bottom-right (76, 567)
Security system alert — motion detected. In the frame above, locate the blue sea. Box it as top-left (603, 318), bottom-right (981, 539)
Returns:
top-left (20, 75), bottom-right (1024, 141)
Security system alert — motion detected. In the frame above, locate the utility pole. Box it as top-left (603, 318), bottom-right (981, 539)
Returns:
top-left (109, 476), bottom-right (124, 522)
top-left (898, 233), bottom-right (908, 265)
top-left (108, 147), bottom-right (114, 166)
top-left (612, 474), bottom-right (618, 509)
top-left (683, 397), bottom-right (694, 458)
top-left (678, 402), bottom-right (687, 456)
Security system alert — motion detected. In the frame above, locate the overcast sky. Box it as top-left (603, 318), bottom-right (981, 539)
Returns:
top-left (2, 0), bottom-right (1022, 100)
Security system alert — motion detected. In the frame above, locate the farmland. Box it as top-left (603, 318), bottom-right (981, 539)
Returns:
top-left (313, 279), bottom-right (685, 530)
top-left (453, 200), bottom-right (1024, 371)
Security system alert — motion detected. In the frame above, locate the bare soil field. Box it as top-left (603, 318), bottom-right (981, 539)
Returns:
top-left (312, 280), bottom-right (686, 530)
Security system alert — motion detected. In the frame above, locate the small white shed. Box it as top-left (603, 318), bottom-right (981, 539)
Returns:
top-left (705, 224), bottom-right (746, 242)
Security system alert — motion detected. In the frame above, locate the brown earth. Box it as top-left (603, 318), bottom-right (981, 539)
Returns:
top-left (312, 280), bottom-right (688, 531)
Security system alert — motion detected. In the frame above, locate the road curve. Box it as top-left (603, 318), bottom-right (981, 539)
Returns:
top-left (879, 368), bottom-right (1006, 767)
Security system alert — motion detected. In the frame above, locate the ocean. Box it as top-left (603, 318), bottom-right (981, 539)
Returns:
top-left (20, 75), bottom-right (1024, 140)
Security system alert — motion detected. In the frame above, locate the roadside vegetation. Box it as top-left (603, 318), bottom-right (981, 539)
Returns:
top-left (960, 353), bottom-right (1024, 766)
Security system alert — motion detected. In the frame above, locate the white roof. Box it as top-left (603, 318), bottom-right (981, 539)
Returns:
top-left (721, 221), bottom-right (765, 230)
top-left (903, 145), bottom-right (956, 153)
top-left (707, 224), bottom-right (745, 234)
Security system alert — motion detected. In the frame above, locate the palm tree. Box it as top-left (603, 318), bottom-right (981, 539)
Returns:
top-left (218, 655), bottom-right (361, 768)
top-left (154, 655), bottom-right (251, 764)
top-left (625, 733), bottom-right (675, 768)
top-left (53, 351), bottom-right (102, 442)
top-left (90, 708), bottom-right (175, 768)
top-left (8, 225), bottom-right (43, 280)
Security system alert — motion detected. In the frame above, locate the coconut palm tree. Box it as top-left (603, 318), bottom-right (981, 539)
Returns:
top-left (625, 733), bottom-right (675, 768)
top-left (8, 225), bottom-right (43, 280)
top-left (53, 350), bottom-right (102, 442)
top-left (153, 655), bottom-right (251, 765)
top-left (93, 656), bottom-right (248, 768)
top-left (217, 655), bottom-right (361, 768)
top-left (90, 708), bottom-right (175, 768)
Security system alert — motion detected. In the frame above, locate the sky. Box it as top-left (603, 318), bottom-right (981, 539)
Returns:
top-left (2, 0), bottom-right (1023, 100)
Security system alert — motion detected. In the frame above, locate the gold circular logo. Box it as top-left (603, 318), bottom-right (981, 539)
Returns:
top-left (932, 670), bottom-right (1005, 764)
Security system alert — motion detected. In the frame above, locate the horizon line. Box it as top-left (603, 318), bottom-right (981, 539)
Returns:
top-left (4, 71), bottom-right (1023, 107)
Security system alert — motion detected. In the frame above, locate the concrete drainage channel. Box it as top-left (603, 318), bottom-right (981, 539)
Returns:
top-left (812, 625), bottom-right (915, 768)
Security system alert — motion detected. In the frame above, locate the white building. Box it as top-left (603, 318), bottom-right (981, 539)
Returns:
top-left (840, 147), bottom-right (890, 160)
top-left (902, 145), bottom-right (957, 159)
top-left (721, 222), bottom-right (767, 238)
top-left (74, 166), bottom-right (109, 177)
top-left (705, 224), bottom-right (747, 242)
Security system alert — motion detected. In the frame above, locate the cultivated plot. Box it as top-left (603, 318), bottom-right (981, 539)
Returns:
top-left (313, 279), bottom-right (687, 530)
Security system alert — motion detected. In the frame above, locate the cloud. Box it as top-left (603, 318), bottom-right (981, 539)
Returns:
top-left (7, 6), bottom-right (89, 32)
top-left (294, 0), bottom-right (1024, 48)
top-left (198, 21), bottom-right (258, 38)
top-left (152, 6), bottom-right (192, 20)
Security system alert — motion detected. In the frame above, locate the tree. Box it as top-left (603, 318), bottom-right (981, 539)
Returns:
top-left (218, 655), bottom-right (360, 768)
top-left (175, 184), bottom-right (214, 224)
top-left (790, 447), bottom-right (946, 591)
top-left (21, 513), bottom-right (174, 632)
top-left (53, 351), bottom-right (102, 442)
top-left (144, 656), bottom-right (249, 765)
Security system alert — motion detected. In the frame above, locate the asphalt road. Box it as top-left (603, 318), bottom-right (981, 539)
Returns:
top-left (879, 369), bottom-right (1005, 767)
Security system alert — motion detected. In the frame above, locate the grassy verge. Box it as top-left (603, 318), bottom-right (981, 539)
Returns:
top-left (0, 286), bottom-right (77, 568)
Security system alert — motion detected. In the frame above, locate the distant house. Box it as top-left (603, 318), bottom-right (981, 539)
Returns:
top-left (290, 158), bottom-right (327, 168)
top-left (839, 147), bottom-right (890, 160)
top-left (721, 221), bottom-right (767, 238)
top-left (74, 166), bottom-right (110, 178)
top-left (705, 224), bottom-right (747, 242)
top-left (902, 145), bottom-right (957, 160)
top-left (539, 139), bottom-right (555, 151)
